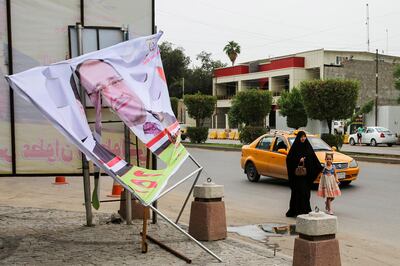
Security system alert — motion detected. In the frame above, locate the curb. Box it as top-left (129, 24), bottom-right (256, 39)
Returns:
top-left (183, 143), bottom-right (242, 152)
top-left (183, 144), bottom-right (400, 164)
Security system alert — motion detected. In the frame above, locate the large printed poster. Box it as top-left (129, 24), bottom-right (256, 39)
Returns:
top-left (6, 32), bottom-right (189, 205)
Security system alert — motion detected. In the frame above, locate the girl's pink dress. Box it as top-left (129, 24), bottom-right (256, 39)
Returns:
top-left (317, 166), bottom-right (341, 198)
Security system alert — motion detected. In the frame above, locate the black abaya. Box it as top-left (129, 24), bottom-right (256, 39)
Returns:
top-left (286, 131), bottom-right (323, 217)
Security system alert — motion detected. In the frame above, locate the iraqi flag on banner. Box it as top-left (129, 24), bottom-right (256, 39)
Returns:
top-left (6, 32), bottom-right (189, 206)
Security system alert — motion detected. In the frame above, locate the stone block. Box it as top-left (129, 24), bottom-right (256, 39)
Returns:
top-left (293, 237), bottom-right (341, 266)
top-left (296, 211), bottom-right (337, 236)
top-left (188, 201), bottom-right (227, 241)
top-left (193, 182), bottom-right (224, 199)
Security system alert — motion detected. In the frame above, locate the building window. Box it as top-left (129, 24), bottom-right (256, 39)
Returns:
top-left (336, 56), bottom-right (348, 65)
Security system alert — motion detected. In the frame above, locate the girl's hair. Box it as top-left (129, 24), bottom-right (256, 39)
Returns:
top-left (325, 152), bottom-right (334, 160)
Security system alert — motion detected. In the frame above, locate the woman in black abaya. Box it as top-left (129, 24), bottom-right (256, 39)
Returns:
top-left (286, 131), bottom-right (323, 217)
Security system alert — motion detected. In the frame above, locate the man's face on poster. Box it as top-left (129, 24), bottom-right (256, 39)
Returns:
top-left (78, 60), bottom-right (147, 126)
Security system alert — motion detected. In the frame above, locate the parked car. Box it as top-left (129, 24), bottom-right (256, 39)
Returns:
top-left (348, 126), bottom-right (397, 147)
top-left (333, 120), bottom-right (345, 134)
top-left (240, 131), bottom-right (359, 185)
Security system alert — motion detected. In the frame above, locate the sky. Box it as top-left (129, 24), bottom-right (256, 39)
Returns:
top-left (156, 0), bottom-right (400, 67)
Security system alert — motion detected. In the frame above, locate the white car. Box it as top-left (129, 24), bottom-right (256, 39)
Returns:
top-left (333, 120), bottom-right (344, 134)
top-left (349, 127), bottom-right (397, 147)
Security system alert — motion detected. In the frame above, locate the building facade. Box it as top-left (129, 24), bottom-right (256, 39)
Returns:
top-left (212, 49), bottom-right (400, 134)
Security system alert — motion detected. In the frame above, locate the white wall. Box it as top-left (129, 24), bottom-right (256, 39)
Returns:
top-left (364, 105), bottom-right (400, 134)
top-left (378, 106), bottom-right (400, 134)
top-left (275, 111), bottom-right (291, 131)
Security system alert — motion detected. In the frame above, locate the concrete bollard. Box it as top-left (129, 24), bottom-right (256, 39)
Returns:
top-left (293, 211), bottom-right (341, 266)
top-left (188, 181), bottom-right (227, 241)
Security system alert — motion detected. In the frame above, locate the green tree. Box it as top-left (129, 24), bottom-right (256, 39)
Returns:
top-left (183, 93), bottom-right (217, 127)
top-left (350, 100), bottom-right (374, 123)
top-left (228, 89), bottom-right (272, 126)
top-left (159, 42), bottom-right (190, 98)
top-left (170, 97), bottom-right (179, 117)
top-left (223, 41), bottom-right (241, 66)
top-left (278, 88), bottom-right (307, 129)
top-left (185, 51), bottom-right (226, 95)
top-left (394, 64), bottom-right (400, 103)
top-left (300, 79), bottom-right (360, 134)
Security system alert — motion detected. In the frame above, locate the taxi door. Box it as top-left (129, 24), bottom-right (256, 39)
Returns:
top-left (251, 136), bottom-right (274, 176)
top-left (268, 137), bottom-right (289, 179)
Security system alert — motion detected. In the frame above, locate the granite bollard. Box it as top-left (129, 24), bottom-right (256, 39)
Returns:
top-left (188, 181), bottom-right (227, 241)
top-left (293, 211), bottom-right (341, 266)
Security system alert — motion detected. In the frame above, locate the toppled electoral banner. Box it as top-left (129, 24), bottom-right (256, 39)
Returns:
top-left (6, 32), bottom-right (189, 206)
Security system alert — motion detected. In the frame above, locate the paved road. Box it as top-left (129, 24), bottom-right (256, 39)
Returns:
top-left (164, 148), bottom-right (400, 265)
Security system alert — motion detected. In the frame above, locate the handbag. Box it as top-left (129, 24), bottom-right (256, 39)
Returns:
top-left (295, 160), bottom-right (307, 176)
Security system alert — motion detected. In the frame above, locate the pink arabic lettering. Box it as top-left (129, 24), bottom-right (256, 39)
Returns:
top-left (0, 148), bottom-right (12, 163)
top-left (130, 179), bottom-right (158, 193)
top-left (22, 139), bottom-right (73, 163)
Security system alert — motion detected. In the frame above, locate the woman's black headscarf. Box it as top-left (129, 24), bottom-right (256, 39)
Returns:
top-left (286, 131), bottom-right (323, 184)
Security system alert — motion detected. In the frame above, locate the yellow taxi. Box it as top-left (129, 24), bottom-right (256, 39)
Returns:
top-left (240, 131), bottom-right (360, 185)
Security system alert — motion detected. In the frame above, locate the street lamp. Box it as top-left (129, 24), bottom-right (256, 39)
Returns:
top-left (375, 49), bottom-right (378, 126)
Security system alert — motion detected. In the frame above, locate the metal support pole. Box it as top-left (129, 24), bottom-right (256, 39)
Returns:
top-left (151, 151), bottom-right (158, 224)
top-left (6, 0), bottom-right (16, 175)
top-left (124, 125), bottom-right (132, 225)
top-left (76, 22), bottom-right (92, 226)
top-left (375, 49), bottom-right (379, 126)
top-left (121, 26), bottom-right (132, 225)
top-left (148, 205), bottom-right (222, 262)
top-left (175, 169), bottom-right (201, 224)
top-left (155, 166), bottom-right (202, 201)
top-left (175, 155), bottom-right (203, 223)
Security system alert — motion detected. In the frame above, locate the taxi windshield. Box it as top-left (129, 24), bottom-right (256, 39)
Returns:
top-left (288, 137), bottom-right (332, 151)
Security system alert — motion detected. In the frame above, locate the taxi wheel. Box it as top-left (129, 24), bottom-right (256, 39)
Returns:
top-left (246, 162), bottom-right (260, 182)
top-left (349, 138), bottom-right (355, 146)
top-left (340, 181), bottom-right (352, 186)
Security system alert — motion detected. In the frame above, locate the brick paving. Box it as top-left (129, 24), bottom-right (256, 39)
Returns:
top-left (0, 206), bottom-right (291, 265)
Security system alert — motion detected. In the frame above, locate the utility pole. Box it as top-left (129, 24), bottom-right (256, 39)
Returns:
top-left (375, 49), bottom-right (378, 126)
top-left (182, 77), bottom-right (185, 123)
top-left (386, 28), bottom-right (389, 54)
top-left (182, 77), bottom-right (185, 98)
top-left (366, 4), bottom-right (370, 52)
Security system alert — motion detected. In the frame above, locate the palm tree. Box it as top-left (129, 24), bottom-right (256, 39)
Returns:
top-left (223, 41), bottom-right (241, 66)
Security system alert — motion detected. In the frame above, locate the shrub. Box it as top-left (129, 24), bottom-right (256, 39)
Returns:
top-left (228, 89), bottom-right (272, 127)
top-left (278, 88), bottom-right (307, 129)
top-left (184, 93), bottom-right (216, 127)
top-left (300, 79), bottom-right (359, 134)
top-left (321, 133), bottom-right (344, 150)
top-left (187, 127), bottom-right (208, 143)
top-left (170, 97), bottom-right (179, 117)
top-left (239, 126), bottom-right (267, 144)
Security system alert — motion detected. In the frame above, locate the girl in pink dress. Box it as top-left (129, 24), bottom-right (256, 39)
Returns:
top-left (317, 153), bottom-right (341, 215)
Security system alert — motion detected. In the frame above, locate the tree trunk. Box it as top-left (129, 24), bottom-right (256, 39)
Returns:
top-left (229, 53), bottom-right (237, 66)
top-left (327, 119), bottom-right (332, 134)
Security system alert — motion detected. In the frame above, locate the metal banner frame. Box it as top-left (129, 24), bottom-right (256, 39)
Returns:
top-left (70, 23), bottom-right (221, 262)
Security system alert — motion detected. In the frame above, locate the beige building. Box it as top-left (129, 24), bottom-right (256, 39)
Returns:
top-left (212, 49), bottom-right (400, 134)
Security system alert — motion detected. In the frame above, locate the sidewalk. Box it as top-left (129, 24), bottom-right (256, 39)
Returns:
top-left (0, 205), bottom-right (291, 265)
